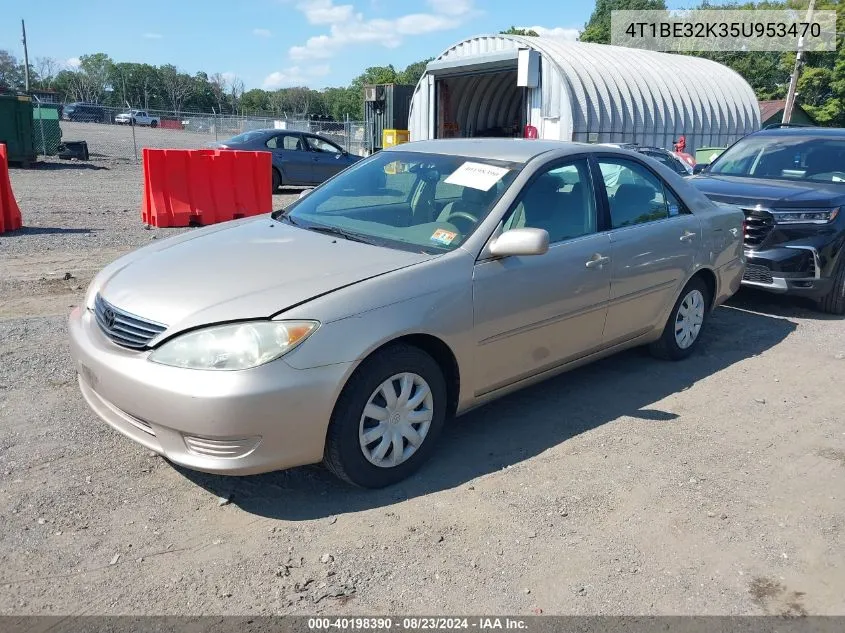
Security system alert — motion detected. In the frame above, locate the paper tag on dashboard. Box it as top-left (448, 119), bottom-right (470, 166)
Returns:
top-left (444, 162), bottom-right (510, 191)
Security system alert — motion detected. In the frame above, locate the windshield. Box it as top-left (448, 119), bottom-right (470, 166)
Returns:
top-left (227, 131), bottom-right (268, 144)
top-left (280, 151), bottom-right (522, 253)
top-left (709, 135), bottom-right (845, 184)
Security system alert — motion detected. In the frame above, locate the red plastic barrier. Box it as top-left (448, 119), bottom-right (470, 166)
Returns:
top-left (0, 143), bottom-right (23, 234)
top-left (141, 148), bottom-right (272, 227)
top-left (159, 119), bottom-right (183, 130)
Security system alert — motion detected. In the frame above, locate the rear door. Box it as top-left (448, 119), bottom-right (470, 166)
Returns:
top-left (304, 135), bottom-right (347, 183)
top-left (266, 133), bottom-right (312, 185)
top-left (593, 155), bottom-right (701, 346)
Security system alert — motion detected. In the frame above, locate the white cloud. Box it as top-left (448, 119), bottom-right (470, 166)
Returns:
top-left (288, 0), bottom-right (476, 60)
top-left (296, 0), bottom-right (354, 25)
top-left (142, 32), bottom-right (163, 39)
top-left (66, 57), bottom-right (81, 69)
top-left (253, 28), bottom-right (272, 37)
top-left (519, 25), bottom-right (580, 41)
top-left (262, 64), bottom-right (331, 89)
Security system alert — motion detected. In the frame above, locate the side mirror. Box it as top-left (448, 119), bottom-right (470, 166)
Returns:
top-left (693, 163), bottom-right (709, 175)
top-left (488, 228), bottom-right (549, 258)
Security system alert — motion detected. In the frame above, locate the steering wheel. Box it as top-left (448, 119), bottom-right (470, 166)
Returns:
top-left (444, 211), bottom-right (479, 233)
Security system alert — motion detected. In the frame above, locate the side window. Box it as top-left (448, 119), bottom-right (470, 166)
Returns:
top-left (282, 135), bottom-right (302, 151)
top-left (265, 135), bottom-right (281, 149)
top-left (598, 158), bottom-right (669, 229)
top-left (307, 136), bottom-right (340, 153)
top-left (503, 159), bottom-right (597, 243)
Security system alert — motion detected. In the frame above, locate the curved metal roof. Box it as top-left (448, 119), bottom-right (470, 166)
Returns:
top-left (409, 35), bottom-right (760, 151)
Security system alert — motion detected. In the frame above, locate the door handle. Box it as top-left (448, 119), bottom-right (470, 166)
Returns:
top-left (585, 254), bottom-right (610, 269)
top-left (680, 230), bottom-right (696, 242)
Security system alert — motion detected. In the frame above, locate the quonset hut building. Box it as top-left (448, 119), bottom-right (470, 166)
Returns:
top-left (408, 35), bottom-right (760, 153)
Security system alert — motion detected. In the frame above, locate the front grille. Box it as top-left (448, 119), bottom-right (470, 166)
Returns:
top-left (93, 293), bottom-right (167, 349)
top-left (743, 263), bottom-right (774, 284)
top-left (741, 208), bottom-right (775, 247)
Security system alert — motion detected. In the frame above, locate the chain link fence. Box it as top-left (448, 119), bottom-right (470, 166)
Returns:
top-left (33, 103), bottom-right (368, 163)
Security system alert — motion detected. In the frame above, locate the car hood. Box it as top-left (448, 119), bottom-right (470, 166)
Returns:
top-left (96, 217), bottom-right (434, 336)
top-left (689, 175), bottom-right (845, 208)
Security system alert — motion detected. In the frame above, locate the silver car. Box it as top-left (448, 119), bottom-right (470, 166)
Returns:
top-left (68, 140), bottom-right (744, 488)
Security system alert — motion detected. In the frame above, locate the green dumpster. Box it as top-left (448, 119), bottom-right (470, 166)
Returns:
top-left (0, 93), bottom-right (37, 165)
top-left (695, 146), bottom-right (726, 165)
top-left (32, 103), bottom-right (62, 156)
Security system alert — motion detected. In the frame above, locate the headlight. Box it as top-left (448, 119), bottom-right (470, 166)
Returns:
top-left (149, 320), bottom-right (318, 370)
top-left (771, 207), bottom-right (839, 224)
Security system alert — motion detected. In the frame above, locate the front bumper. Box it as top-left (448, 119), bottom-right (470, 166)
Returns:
top-left (741, 244), bottom-right (833, 298)
top-left (68, 306), bottom-right (353, 475)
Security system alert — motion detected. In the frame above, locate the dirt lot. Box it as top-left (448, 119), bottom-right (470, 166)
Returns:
top-left (0, 160), bottom-right (843, 616)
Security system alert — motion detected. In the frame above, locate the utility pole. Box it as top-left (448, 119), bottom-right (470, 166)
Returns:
top-left (21, 19), bottom-right (31, 92)
top-left (782, 0), bottom-right (816, 124)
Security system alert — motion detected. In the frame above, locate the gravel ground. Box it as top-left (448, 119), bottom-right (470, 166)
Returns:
top-left (0, 159), bottom-right (844, 616)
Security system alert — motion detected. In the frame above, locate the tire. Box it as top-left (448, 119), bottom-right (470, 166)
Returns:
top-left (649, 276), bottom-right (711, 361)
top-left (323, 344), bottom-right (448, 488)
top-left (150, 120), bottom-right (158, 128)
top-left (271, 167), bottom-right (281, 193)
top-left (817, 255), bottom-right (845, 315)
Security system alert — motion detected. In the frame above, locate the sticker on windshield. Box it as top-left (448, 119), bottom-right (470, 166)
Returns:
top-left (430, 229), bottom-right (458, 246)
top-left (444, 161), bottom-right (510, 191)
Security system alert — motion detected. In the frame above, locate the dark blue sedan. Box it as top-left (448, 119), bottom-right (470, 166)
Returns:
top-left (215, 129), bottom-right (362, 191)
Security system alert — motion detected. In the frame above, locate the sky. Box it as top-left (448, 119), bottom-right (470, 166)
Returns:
top-left (2, 0), bottom-right (696, 91)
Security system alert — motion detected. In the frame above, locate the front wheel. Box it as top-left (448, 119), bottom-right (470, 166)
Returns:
top-left (649, 277), bottom-right (710, 361)
top-left (817, 256), bottom-right (845, 315)
top-left (323, 344), bottom-right (447, 488)
top-left (271, 167), bottom-right (281, 192)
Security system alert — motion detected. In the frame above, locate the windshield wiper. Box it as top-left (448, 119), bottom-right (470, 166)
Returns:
top-left (305, 223), bottom-right (379, 245)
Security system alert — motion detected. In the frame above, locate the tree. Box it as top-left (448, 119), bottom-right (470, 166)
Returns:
top-left (399, 58), bottom-right (434, 85)
top-left (209, 72), bottom-right (228, 113)
top-left (350, 65), bottom-right (400, 92)
top-left (158, 64), bottom-right (194, 114)
top-left (322, 86), bottom-right (362, 120)
top-left (34, 57), bottom-right (60, 89)
top-left (229, 76), bottom-right (245, 113)
top-left (579, 0), bottom-right (667, 44)
top-left (0, 50), bottom-right (25, 91)
top-left (76, 53), bottom-right (114, 102)
top-left (500, 27), bottom-right (540, 36)
top-left (240, 88), bottom-right (270, 114)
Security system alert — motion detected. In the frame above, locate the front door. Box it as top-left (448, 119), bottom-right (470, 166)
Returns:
top-left (305, 135), bottom-right (346, 184)
top-left (594, 156), bottom-right (701, 346)
top-left (472, 158), bottom-right (612, 395)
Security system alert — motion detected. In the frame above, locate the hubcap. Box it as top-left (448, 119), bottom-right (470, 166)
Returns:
top-left (674, 289), bottom-right (705, 349)
top-left (359, 372), bottom-right (434, 468)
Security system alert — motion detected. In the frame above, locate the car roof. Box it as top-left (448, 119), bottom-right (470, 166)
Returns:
top-left (750, 127), bottom-right (845, 138)
top-left (386, 139), bottom-right (597, 163)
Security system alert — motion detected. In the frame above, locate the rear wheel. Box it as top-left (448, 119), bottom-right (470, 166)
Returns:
top-left (817, 256), bottom-right (845, 315)
top-left (271, 167), bottom-right (281, 193)
top-left (150, 120), bottom-right (158, 128)
top-left (323, 344), bottom-right (447, 488)
top-left (649, 277), bottom-right (710, 361)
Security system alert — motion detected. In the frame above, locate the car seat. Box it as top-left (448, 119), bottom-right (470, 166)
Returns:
top-left (610, 184), bottom-right (657, 227)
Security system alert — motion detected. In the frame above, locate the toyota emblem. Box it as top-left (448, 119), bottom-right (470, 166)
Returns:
top-left (103, 308), bottom-right (116, 330)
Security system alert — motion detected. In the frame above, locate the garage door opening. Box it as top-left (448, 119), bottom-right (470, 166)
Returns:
top-left (436, 70), bottom-right (525, 139)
